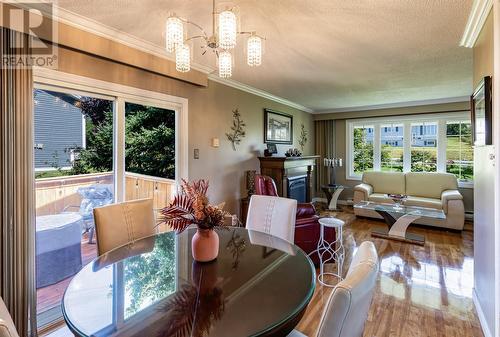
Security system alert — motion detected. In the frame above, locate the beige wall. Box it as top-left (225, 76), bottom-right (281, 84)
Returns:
top-left (187, 81), bottom-right (314, 213)
top-left (471, 9), bottom-right (496, 335)
top-left (314, 101), bottom-right (474, 212)
top-left (467, 10), bottom-right (493, 215)
top-left (473, 11), bottom-right (494, 87)
top-left (53, 46), bottom-right (313, 215)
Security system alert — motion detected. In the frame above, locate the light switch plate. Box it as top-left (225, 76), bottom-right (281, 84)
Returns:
top-left (212, 138), bottom-right (220, 148)
top-left (194, 148), bottom-right (200, 159)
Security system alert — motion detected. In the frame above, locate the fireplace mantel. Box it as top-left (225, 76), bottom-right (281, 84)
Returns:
top-left (258, 155), bottom-right (319, 202)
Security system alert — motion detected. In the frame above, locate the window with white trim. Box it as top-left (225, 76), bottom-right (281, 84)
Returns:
top-left (346, 112), bottom-right (473, 185)
top-left (380, 123), bottom-right (404, 172)
top-left (410, 121), bottom-right (438, 172)
top-left (352, 125), bottom-right (374, 174)
top-left (446, 120), bottom-right (473, 181)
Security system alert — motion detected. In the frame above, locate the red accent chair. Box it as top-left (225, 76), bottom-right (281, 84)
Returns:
top-left (253, 175), bottom-right (335, 265)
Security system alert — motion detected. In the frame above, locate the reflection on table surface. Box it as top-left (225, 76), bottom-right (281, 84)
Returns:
top-left (63, 227), bottom-right (315, 337)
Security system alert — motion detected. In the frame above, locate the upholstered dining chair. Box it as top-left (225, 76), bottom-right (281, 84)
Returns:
top-left (246, 195), bottom-right (297, 244)
top-left (248, 229), bottom-right (296, 255)
top-left (94, 198), bottom-right (156, 256)
top-left (288, 241), bottom-right (379, 337)
top-left (0, 297), bottom-right (19, 337)
top-left (253, 174), bottom-right (335, 264)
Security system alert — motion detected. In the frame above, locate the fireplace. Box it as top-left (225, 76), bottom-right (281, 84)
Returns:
top-left (258, 155), bottom-right (319, 202)
top-left (287, 175), bottom-right (307, 203)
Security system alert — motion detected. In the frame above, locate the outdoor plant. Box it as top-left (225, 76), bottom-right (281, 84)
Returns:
top-left (226, 108), bottom-right (246, 151)
top-left (66, 98), bottom-right (176, 179)
top-left (158, 179), bottom-right (229, 232)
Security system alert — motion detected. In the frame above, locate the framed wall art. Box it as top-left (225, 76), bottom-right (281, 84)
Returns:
top-left (264, 109), bottom-right (293, 144)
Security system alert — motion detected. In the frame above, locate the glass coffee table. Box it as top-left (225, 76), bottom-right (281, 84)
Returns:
top-left (353, 201), bottom-right (446, 245)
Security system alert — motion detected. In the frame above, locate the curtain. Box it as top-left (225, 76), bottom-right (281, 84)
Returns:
top-left (0, 27), bottom-right (36, 336)
top-left (314, 120), bottom-right (336, 192)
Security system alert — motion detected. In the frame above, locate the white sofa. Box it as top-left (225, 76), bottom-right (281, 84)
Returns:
top-left (353, 171), bottom-right (465, 230)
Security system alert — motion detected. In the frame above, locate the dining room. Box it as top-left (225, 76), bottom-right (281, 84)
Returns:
top-left (1, 1), bottom-right (499, 337)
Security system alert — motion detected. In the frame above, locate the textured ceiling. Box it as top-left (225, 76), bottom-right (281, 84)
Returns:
top-left (55, 0), bottom-right (473, 112)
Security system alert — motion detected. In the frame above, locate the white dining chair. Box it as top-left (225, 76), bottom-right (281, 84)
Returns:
top-left (94, 198), bottom-right (156, 256)
top-left (288, 241), bottom-right (379, 337)
top-left (246, 195), bottom-right (297, 244)
top-left (0, 296), bottom-right (19, 337)
top-left (248, 229), bottom-right (296, 255)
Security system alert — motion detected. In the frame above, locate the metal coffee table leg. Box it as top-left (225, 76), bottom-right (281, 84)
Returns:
top-left (322, 186), bottom-right (345, 211)
top-left (371, 210), bottom-right (425, 245)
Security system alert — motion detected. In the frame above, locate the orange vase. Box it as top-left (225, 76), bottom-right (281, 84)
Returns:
top-left (192, 229), bottom-right (219, 262)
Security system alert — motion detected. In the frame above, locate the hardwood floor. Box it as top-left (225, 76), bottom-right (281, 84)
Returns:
top-left (44, 207), bottom-right (483, 337)
top-left (296, 207), bottom-right (483, 337)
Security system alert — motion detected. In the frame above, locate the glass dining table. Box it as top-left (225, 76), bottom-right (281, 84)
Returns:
top-left (62, 227), bottom-right (316, 337)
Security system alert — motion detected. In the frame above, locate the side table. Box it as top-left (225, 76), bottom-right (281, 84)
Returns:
top-left (311, 217), bottom-right (345, 287)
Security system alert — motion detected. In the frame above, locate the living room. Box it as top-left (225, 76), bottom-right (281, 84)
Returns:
top-left (0, 1), bottom-right (499, 337)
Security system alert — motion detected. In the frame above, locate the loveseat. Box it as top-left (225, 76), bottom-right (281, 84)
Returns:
top-left (353, 171), bottom-right (465, 230)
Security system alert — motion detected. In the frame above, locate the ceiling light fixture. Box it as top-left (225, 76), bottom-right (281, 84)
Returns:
top-left (165, 0), bottom-right (265, 78)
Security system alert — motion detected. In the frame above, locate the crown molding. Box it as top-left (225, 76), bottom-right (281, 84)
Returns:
top-left (208, 74), bottom-right (314, 113)
top-left (460, 0), bottom-right (493, 48)
top-left (313, 96), bottom-right (470, 114)
top-left (10, 0), bottom-right (314, 113)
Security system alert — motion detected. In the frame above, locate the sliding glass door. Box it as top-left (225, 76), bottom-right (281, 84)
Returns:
top-left (124, 102), bottom-right (177, 226)
top-left (33, 83), bottom-right (182, 330)
top-left (34, 87), bottom-right (115, 327)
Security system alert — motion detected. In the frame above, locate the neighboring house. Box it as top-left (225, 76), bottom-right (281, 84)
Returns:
top-left (363, 124), bottom-right (437, 147)
top-left (34, 89), bottom-right (85, 171)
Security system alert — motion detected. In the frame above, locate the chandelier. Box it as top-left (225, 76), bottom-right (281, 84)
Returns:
top-left (165, 0), bottom-right (264, 78)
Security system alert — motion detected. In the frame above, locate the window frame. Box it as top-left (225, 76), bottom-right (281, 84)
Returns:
top-left (346, 112), bottom-right (473, 188)
top-left (33, 67), bottom-right (189, 202)
top-left (445, 119), bottom-right (474, 183)
top-left (351, 124), bottom-right (375, 174)
top-left (379, 122), bottom-right (404, 173)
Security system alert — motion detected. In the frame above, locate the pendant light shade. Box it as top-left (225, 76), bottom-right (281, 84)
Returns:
top-left (219, 51), bottom-right (232, 78)
top-left (175, 44), bottom-right (191, 72)
top-left (166, 16), bottom-right (184, 52)
top-left (247, 35), bottom-right (262, 67)
top-left (218, 10), bottom-right (237, 49)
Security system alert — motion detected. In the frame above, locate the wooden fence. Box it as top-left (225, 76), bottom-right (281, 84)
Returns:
top-left (35, 172), bottom-right (177, 216)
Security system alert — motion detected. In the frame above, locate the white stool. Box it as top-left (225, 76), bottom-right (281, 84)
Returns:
top-left (314, 217), bottom-right (345, 287)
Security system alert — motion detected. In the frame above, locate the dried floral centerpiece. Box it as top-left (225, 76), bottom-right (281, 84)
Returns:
top-left (159, 179), bottom-right (229, 262)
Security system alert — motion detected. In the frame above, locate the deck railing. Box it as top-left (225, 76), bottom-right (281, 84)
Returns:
top-left (35, 172), bottom-right (177, 216)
